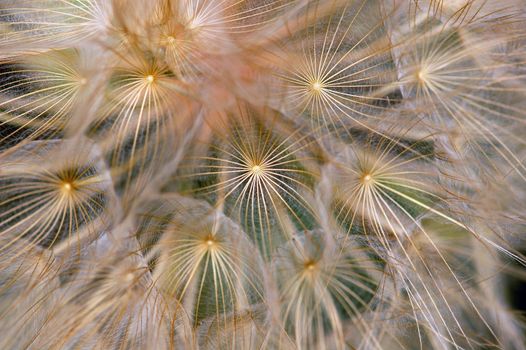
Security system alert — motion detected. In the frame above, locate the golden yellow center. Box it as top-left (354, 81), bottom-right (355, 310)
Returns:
top-left (304, 260), bottom-right (317, 271)
top-left (204, 235), bottom-right (216, 248)
top-left (311, 81), bottom-right (323, 92)
top-left (251, 164), bottom-right (263, 175)
top-left (146, 75), bottom-right (155, 84)
top-left (416, 68), bottom-right (428, 84)
top-left (124, 272), bottom-right (135, 283)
